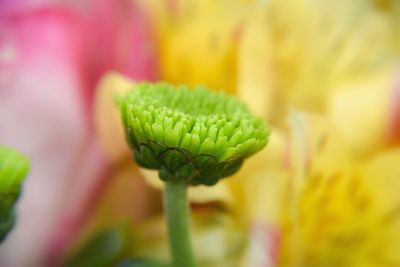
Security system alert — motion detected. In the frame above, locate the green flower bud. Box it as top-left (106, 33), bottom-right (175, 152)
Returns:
top-left (0, 147), bottom-right (29, 242)
top-left (119, 83), bottom-right (269, 186)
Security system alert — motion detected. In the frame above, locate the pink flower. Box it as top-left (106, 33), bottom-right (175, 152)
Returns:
top-left (0, 1), bottom-right (158, 266)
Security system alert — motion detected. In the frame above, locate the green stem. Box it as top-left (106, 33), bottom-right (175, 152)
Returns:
top-left (163, 180), bottom-right (196, 267)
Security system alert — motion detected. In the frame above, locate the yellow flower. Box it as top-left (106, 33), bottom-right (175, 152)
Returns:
top-left (238, 0), bottom-right (398, 125)
top-left (328, 65), bottom-right (400, 156)
top-left (238, 62), bottom-right (400, 267)
top-left (276, 113), bottom-right (400, 267)
top-left (235, 1), bottom-right (400, 265)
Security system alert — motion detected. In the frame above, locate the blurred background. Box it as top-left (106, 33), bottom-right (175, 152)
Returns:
top-left (1, 0), bottom-right (400, 266)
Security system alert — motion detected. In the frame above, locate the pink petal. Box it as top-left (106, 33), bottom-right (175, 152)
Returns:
top-left (389, 68), bottom-right (400, 144)
top-left (0, 1), bottom-right (159, 266)
top-left (245, 223), bottom-right (280, 267)
top-left (85, 0), bottom-right (159, 86)
top-left (0, 7), bottom-right (106, 267)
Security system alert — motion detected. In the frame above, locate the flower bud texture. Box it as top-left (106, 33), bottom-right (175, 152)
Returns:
top-left (119, 83), bottom-right (269, 185)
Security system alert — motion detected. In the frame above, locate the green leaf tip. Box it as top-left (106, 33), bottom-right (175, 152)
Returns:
top-left (119, 83), bottom-right (270, 186)
top-left (0, 146), bottom-right (29, 242)
top-left (0, 147), bottom-right (29, 193)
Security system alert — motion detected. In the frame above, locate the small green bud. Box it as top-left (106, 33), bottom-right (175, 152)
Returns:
top-left (0, 147), bottom-right (29, 242)
top-left (119, 83), bottom-right (269, 186)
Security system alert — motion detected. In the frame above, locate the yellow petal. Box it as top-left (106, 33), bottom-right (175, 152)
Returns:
top-left (94, 72), bottom-right (133, 164)
top-left (229, 129), bottom-right (286, 226)
top-left (362, 147), bottom-right (400, 212)
top-left (328, 66), bottom-right (398, 156)
top-left (144, 0), bottom-right (251, 93)
top-left (360, 148), bottom-right (400, 263)
top-left (238, 8), bottom-right (275, 120)
top-left (278, 113), bottom-right (400, 266)
top-left (239, 0), bottom-right (392, 123)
